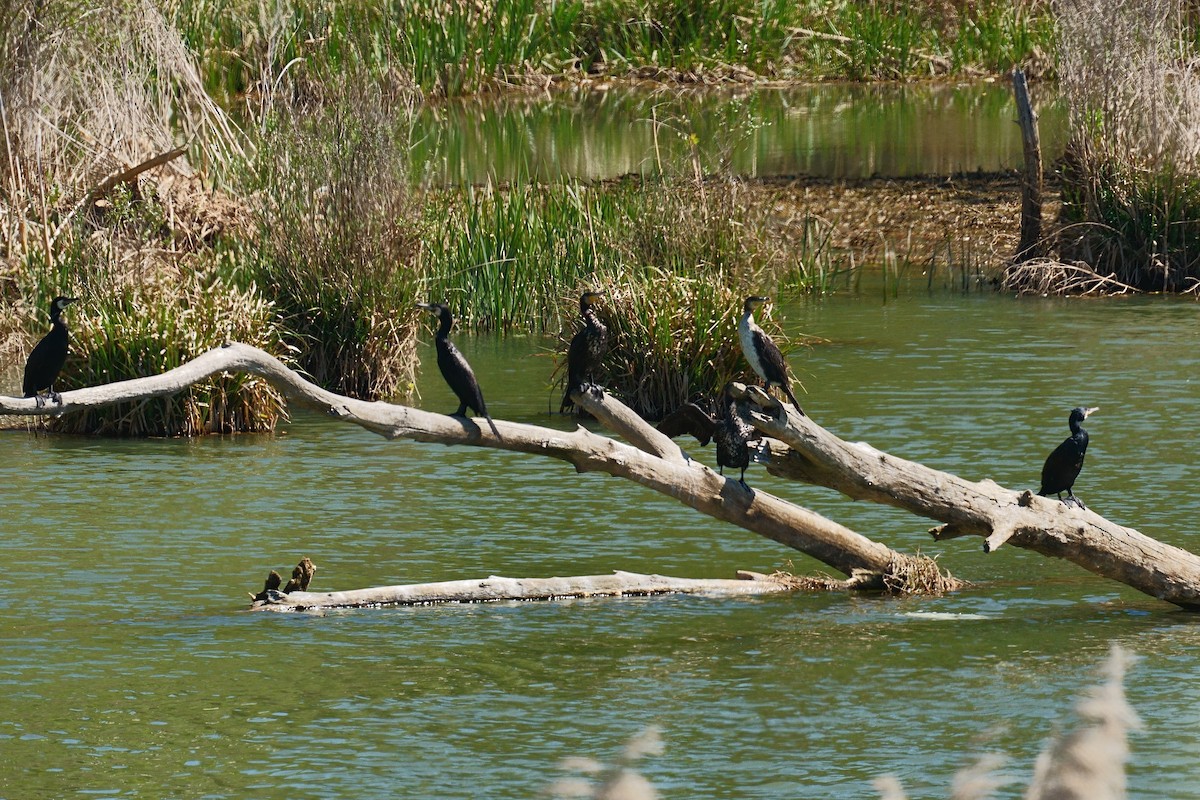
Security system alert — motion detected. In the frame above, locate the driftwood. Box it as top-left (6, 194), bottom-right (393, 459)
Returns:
top-left (6, 343), bottom-right (1200, 607)
top-left (251, 568), bottom-right (804, 612)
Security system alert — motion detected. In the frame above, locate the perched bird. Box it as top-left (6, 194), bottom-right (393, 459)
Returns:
top-left (560, 290), bottom-right (608, 414)
top-left (23, 295), bottom-right (78, 407)
top-left (738, 296), bottom-right (804, 414)
top-left (658, 383), bottom-right (759, 489)
top-left (417, 302), bottom-right (499, 437)
top-left (1039, 406), bottom-right (1098, 509)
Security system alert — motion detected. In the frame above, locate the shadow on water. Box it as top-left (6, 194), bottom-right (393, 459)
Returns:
top-left (411, 82), bottom-right (1065, 184)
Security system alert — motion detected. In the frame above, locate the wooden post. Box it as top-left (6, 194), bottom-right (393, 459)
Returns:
top-left (1013, 68), bottom-right (1044, 262)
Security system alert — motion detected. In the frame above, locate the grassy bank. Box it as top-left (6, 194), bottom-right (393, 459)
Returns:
top-left (171, 0), bottom-right (1054, 101)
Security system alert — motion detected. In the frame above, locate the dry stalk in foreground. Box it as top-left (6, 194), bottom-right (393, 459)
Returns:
top-left (875, 644), bottom-right (1139, 799)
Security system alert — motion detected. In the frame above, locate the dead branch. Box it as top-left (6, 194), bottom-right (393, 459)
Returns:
top-left (740, 386), bottom-right (1200, 609)
top-left (0, 343), bottom-right (951, 590)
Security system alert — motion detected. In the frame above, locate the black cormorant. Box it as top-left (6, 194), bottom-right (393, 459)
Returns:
top-left (417, 302), bottom-right (499, 437)
top-left (560, 290), bottom-right (608, 413)
top-left (738, 296), bottom-right (804, 415)
top-left (23, 295), bottom-right (77, 407)
top-left (1039, 406), bottom-right (1098, 509)
top-left (658, 383), bottom-right (758, 488)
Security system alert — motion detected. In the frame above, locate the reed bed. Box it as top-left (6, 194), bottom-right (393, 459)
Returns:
top-left (243, 74), bottom-right (424, 400)
top-left (166, 0), bottom-right (1054, 101)
top-left (422, 175), bottom-right (804, 417)
top-left (1033, 0), bottom-right (1200, 292)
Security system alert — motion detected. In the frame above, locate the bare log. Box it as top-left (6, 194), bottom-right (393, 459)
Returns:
top-left (0, 343), bottom-right (951, 589)
top-left (740, 386), bottom-right (1200, 608)
top-left (250, 570), bottom-right (802, 612)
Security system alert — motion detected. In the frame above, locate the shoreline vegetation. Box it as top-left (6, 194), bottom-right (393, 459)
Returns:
top-left (0, 0), bottom-right (1195, 434)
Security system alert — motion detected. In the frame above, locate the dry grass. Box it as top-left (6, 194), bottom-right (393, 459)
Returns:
top-left (875, 644), bottom-right (1139, 799)
top-left (1042, 0), bottom-right (1200, 291)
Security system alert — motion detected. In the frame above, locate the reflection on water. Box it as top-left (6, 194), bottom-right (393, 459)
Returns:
top-left (2, 293), bottom-right (1200, 798)
top-left (411, 83), bottom-right (1065, 183)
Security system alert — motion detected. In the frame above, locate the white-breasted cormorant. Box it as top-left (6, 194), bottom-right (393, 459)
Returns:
top-left (1039, 406), bottom-right (1098, 509)
top-left (738, 295), bottom-right (804, 414)
top-left (658, 383), bottom-right (759, 489)
top-left (560, 290), bottom-right (608, 413)
top-left (23, 295), bottom-right (77, 407)
top-left (417, 302), bottom-right (499, 437)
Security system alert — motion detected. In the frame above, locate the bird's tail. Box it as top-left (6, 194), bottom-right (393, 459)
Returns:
top-left (782, 383), bottom-right (806, 416)
top-left (485, 413), bottom-right (501, 440)
top-left (559, 379), bottom-right (578, 414)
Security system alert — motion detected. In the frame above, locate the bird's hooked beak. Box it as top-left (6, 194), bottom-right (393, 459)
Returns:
top-left (59, 297), bottom-right (78, 309)
top-left (415, 302), bottom-right (436, 312)
top-left (1083, 407), bottom-right (1099, 418)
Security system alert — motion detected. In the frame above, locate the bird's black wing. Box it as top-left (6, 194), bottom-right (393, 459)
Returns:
top-left (1039, 437), bottom-right (1086, 495)
top-left (752, 329), bottom-right (789, 385)
top-left (657, 403), bottom-right (716, 446)
top-left (438, 339), bottom-right (487, 416)
top-left (561, 326), bottom-right (590, 411)
top-left (23, 328), bottom-right (68, 396)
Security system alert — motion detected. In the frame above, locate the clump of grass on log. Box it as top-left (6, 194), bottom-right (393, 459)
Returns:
top-left (244, 75), bottom-right (425, 400)
top-left (1032, 0), bottom-right (1200, 293)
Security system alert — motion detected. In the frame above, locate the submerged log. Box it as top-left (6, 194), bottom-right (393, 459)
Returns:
top-left (250, 570), bottom-right (806, 612)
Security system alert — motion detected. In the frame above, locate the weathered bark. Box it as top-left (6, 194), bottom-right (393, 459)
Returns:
top-left (741, 387), bottom-right (1200, 608)
top-left (1012, 68), bottom-right (1045, 263)
top-left (250, 570), bottom-right (806, 612)
top-left (0, 343), bottom-right (949, 589)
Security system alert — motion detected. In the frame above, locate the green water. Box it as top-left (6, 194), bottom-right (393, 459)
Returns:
top-left (4, 293), bottom-right (1200, 798)
top-left (411, 83), bottom-right (1065, 183)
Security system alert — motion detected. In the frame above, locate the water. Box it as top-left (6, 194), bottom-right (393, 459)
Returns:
top-left (411, 82), bottom-right (1065, 184)
top-left (4, 293), bottom-right (1200, 798)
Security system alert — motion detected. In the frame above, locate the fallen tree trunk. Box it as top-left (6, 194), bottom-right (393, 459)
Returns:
top-left (741, 387), bottom-right (1200, 608)
top-left (13, 343), bottom-right (1200, 607)
top-left (0, 343), bottom-right (953, 591)
top-left (251, 569), bottom-right (807, 612)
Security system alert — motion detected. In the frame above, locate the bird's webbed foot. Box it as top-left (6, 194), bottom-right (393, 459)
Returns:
top-left (50, 390), bottom-right (63, 406)
top-left (32, 393), bottom-right (46, 409)
top-left (1066, 494), bottom-right (1087, 510)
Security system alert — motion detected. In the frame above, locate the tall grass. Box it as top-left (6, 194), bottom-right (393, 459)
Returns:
top-left (1044, 0), bottom-right (1200, 292)
top-left (244, 74), bottom-right (425, 400)
top-left (422, 175), bottom-right (804, 417)
top-left (166, 0), bottom-right (1055, 100)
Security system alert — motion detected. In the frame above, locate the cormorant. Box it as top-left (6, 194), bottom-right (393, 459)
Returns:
top-left (560, 290), bottom-right (608, 413)
top-left (658, 383), bottom-right (759, 488)
top-left (23, 295), bottom-right (77, 408)
top-left (1039, 406), bottom-right (1098, 509)
top-left (738, 296), bottom-right (804, 415)
top-left (417, 302), bottom-right (499, 437)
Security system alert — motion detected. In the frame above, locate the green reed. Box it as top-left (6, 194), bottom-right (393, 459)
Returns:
top-left (168, 0), bottom-right (1055, 100)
